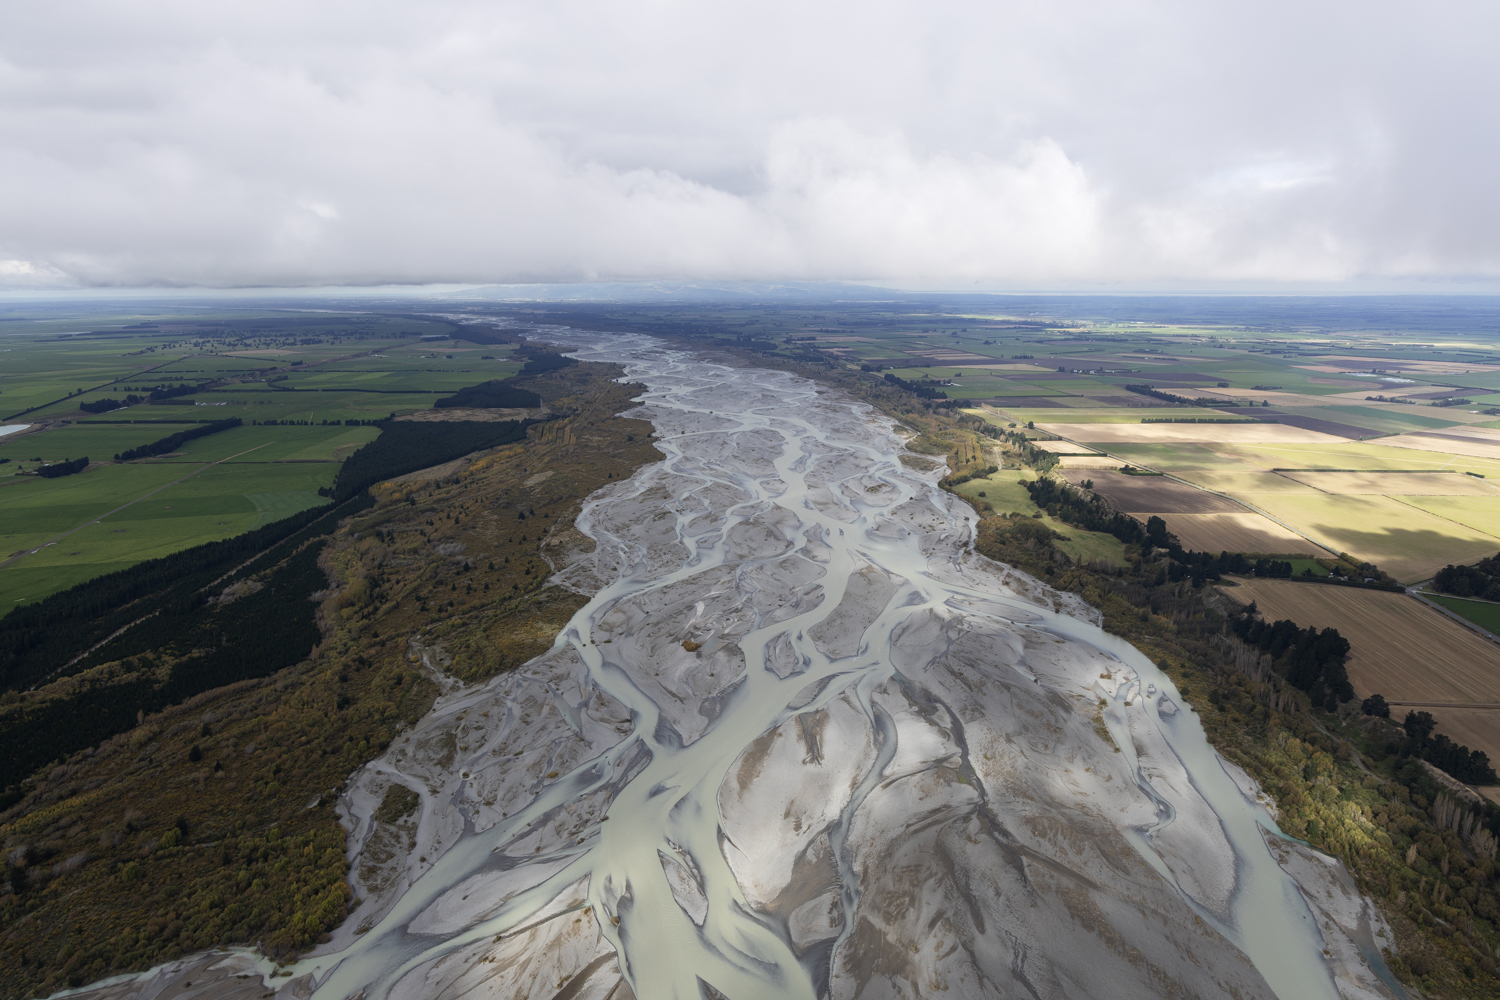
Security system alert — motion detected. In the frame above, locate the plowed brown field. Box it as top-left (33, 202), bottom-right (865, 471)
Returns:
top-left (1157, 513), bottom-right (1314, 555)
top-left (1223, 578), bottom-right (1500, 764)
top-left (1060, 470), bottom-right (1245, 513)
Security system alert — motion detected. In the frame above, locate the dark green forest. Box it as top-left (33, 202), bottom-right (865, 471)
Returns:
top-left (1434, 553), bottom-right (1500, 600)
top-left (324, 419), bottom-right (532, 501)
top-left (434, 380), bottom-right (541, 409)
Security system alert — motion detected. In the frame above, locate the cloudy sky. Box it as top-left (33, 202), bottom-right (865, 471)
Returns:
top-left (1, 0), bottom-right (1496, 290)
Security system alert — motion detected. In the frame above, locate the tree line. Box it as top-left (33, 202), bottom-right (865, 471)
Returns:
top-left (77, 383), bottom-right (203, 415)
top-left (1125, 383), bottom-right (1270, 408)
top-left (1232, 611), bottom-right (1354, 710)
top-left (0, 540), bottom-right (330, 790)
top-left (114, 417), bottom-right (242, 461)
top-left (80, 397), bottom-right (138, 414)
top-left (883, 372), bottom-right (948, 400)
top-left (0, 495), bottom-right (367, 693)
top-left (321, 419), bottom-right (533, 502)
top-left (434, 380), bottom-right (542, 409)
top-left (515, 346), bottom-right (579, 376)
top-left (1362, 697), bottom-right (1499, 784)
top-left (1433, 552), bottom-right (1500, 601)
top-left (36, 456), bottom-right (89, 479)
top-left (1026, 478), bottom-right (1401, 591)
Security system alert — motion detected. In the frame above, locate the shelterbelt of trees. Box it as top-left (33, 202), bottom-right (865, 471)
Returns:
top-left (1434, 553), bottom-right (1500, 602)
top-left (0, 354), bottom-right (660, 997)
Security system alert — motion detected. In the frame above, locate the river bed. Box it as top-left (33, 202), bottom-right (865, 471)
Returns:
top-left (63, 333), bottom-right (1401, 1000)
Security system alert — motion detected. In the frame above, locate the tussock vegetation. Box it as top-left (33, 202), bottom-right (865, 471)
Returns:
top-left (0, 360), bottom-right (658, 997)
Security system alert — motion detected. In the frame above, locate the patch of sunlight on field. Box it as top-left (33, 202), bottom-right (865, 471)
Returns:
top-left (1250, 493), bottom-right (1500, 582)
top-left (1173, 471), bottom-right (1322, 494)
top-left (950, 469), bottom-right (1039, 515)
top-left (1280, 471), bottom-right (1499, 496)
top-left (1103, 443), bottom-right (1266, 474)
top-left (1240, 441), bottom-right (1500, 475)
top-left (1395, 496), bottom-right (1500, 541)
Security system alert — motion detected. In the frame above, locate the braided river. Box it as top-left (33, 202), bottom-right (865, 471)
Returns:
top-left (69, 332), bottom-right (1403, 1000)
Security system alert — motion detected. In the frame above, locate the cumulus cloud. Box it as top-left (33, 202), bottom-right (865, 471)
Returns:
top-left (0, 0), bottom-right (1495, 288)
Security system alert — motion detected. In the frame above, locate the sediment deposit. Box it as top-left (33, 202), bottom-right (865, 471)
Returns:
top-left (66, 334), bottom-right (1401, 1000)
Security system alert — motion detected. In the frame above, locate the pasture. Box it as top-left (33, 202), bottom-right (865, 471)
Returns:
top-left (0, 311), bottom-right (531, 606)
top-left (1425, 594), bottom-right (1500, 635)
top-left (948, 469), bottom-right (1128, 566)
top-left (0, 460), bottom-right (334, 606)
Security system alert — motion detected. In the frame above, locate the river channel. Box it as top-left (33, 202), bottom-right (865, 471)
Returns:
top-left (69, 332), bottom-right (1400, 1000)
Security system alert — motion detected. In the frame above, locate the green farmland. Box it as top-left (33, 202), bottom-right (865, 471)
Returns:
top-left (1425, 594), bottom-right (1500, 635)
top-left (0, 308), bottom-right (528, 606)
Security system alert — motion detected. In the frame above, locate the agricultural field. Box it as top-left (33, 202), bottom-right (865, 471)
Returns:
top-left (1041, 422), bottom-right (1349, 444)
top-left (1248, 493), bottom-right (1499, 581)
top-left (0, 462), bottom-right (335, 607)
top-left (1150, 512), bottom-right (1313, 555)
top-left (1008, 410), bottom-right (1500, 579)
top-left (1425, 594), bottom-right (1500, 635)
top-left (1057, 469), bottom-right (1245, 513)
top-left (0, 307), bottom-right (531, 606)
top-left (803, 309), bottom-right (1500, 580)
top-left (1278, 471), bottom-right (1495, 495)
top-left (1224, 578), bottom-right (1500, 764)
top-left (1397, 495), bottom-right (1500, 538)
top-left (1030, 440), bottom-right (1101, 454)
top-left (6, 292), bottom-right (1500, 633)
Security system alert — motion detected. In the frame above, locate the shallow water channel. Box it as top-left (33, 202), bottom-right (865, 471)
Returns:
top-left (70, 333), bottom-right (1400, 1000)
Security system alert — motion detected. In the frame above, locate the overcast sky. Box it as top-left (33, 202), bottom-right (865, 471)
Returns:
top-left (1, 0), bottom-right (1496, 290)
